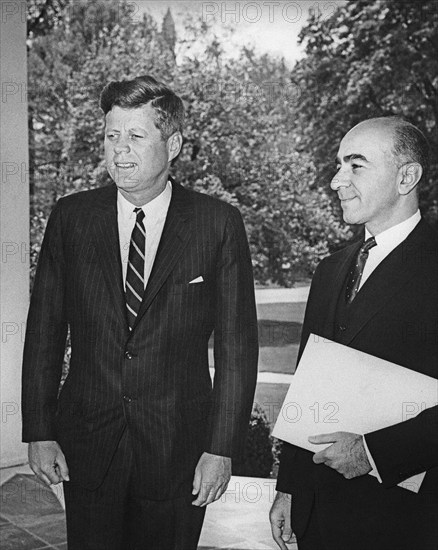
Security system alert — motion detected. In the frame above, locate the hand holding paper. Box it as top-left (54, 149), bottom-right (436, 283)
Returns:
top-left (309, 432), bottom-right (372, 479)
top-left (272, 335), bottom-right (438, 492)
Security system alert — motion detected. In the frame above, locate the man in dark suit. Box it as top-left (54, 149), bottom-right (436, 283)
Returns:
top-left (269, 117), bottom-right (437, 550)
top-left (22, 75), bottom-right (258, 549)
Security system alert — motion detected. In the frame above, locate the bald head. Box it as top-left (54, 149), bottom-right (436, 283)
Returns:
top-left (331, 116), bottom-right (425, 234)
top-left (349, 117), bottom-right (429, 182)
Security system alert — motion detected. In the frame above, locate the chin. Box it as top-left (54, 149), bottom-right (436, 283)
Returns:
top-left (115, 176), bottom-right (138, 189)
top-left (343, 216), bottom-right (362, 227)
top-left (341, 207), bottom-right (362, 226)
top-left (341, 209), bottom-right (354, 225)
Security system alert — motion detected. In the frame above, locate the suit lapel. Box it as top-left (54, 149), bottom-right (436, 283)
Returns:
top-left (322, 241), bottom-right (360, 339)
top-left (89, 184), bottom-right (129, 331)
top-left (132, 180), bottom-right (194, 329)
top-left (297, 240), bottom-right (360, 365)
top-left (343, 220), bottom-right (429, 345)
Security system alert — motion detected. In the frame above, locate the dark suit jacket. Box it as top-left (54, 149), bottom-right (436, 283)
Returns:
top-left (22, 180), bottom-right (258, 500)
top-left (277, 219), bottom-right (438, 546)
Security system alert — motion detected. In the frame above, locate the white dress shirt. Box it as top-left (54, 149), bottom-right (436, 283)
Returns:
top-left (360, 209), bottom-right (421, 481)
top-left (117, 181), bottom-right (172, 289)
top-left (359, 210), bottom-right (421, 290)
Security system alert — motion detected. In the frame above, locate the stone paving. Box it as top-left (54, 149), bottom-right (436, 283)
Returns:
top-left (0, 470), bottom-right (66, 550)
top-left (0, 469), bottom-right (297, 550)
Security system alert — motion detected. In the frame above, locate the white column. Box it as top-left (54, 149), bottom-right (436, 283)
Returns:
top-left (0, 0), bottom-right (29, 467)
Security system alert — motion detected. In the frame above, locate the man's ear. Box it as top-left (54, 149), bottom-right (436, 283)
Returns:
top-left (167, 132), bottom-right (183, 163)
top-left (397, 162), bottom-right (422, 196)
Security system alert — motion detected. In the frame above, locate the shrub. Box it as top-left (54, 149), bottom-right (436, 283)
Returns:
top-left (234, 403), bottom-right (275, 478)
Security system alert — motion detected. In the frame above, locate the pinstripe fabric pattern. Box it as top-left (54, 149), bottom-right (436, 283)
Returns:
top-left (22, 180), bottom-right (258, 500)
top-left (64, 428), bottom-right (205, 549)
top-left (125, 208), bottom-right (146, 328)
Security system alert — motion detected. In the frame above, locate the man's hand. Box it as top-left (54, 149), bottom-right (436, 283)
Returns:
top-left (28, 441), bottom-right (69, 486)
top-left (309, 432), bottom-right (372, 479)
top-left (269, 491), bottom-right (294, 550)
top-left (192, 452), bottom-right (231, 507)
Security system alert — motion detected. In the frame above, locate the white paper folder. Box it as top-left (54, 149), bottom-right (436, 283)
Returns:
top-left (272, 335), bottom-right (438, 493)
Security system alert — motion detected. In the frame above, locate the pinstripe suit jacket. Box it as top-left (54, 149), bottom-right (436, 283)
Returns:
top-left (22, 180), bottom-right (258, 499)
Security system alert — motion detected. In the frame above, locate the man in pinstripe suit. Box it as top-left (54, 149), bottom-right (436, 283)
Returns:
top-left (22, 75), bottom-right (258, 549)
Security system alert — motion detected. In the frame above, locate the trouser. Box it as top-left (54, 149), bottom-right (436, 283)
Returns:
top-left (296, 502), bottom-right (327, 550)
top-left (294, 484), bottom-right (438, 550)
top-left (63, 428), bottom-right (206, 550)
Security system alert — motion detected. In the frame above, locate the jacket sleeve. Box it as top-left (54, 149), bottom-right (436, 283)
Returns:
top-left (206, 206), bottom-right (258, 462)
top-left (276, 261), bottom-right (324, 492)
top-left (365, 237), bottom-right (438, 489)
top-left (22, 200), bottom-right (68, 442)
top-left (365, 404), bottom-right (438, 488)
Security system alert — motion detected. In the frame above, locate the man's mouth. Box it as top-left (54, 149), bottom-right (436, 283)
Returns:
top-left (339, 196), bottom-right (357, 202)
top-left (115, 162), bottom-right (136, 169)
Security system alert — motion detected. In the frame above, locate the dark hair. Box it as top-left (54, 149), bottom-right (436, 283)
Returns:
top-left (100, 75), bottom-right (184, 140)
top-left (383, 116), bottom-right (430, 183)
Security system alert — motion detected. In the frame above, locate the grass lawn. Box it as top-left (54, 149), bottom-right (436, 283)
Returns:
top-left (209, 338), bottom-right (300, 374)
top-left (258, 345), bottom-right (298, 374)
top-left (254, 382), bottom-right (290, 426)
top-left (255, 301), bottom-right (306, 429)
top-left (256, 302), bottom-right (307, 323)
top-left (209, 301), bottom-right (306, 374)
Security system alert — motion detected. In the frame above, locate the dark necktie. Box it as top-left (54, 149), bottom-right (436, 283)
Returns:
top-left (125, 208), bottom-right (145, 329)
top-left (345, 237), bottom-right (377, 304)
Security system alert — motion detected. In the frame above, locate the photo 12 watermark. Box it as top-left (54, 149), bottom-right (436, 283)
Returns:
top-left (1, 1), bottom-right (26, 24)
top-left (280, 400), bottom-right (340, 424)
top-left (1, 82), bottom-right (27, 103)
top-left (201, 2), bottom-right (339, 24)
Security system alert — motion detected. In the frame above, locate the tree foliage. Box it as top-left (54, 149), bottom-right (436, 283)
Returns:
top-left (291, 0), bottom-right (438, 226)
top-left (27, 0), bottom-right (436, 288)
top-left (173, 34), bottom-right (349, 284)
top-left (233, 403), bottom-right (274, 478)
top-left (27, 0), bottom-right (351, 287)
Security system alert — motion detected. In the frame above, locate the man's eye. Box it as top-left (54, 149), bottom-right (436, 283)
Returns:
top-left (131, 134), bottom-right (144, 139)
top-left (106, 133), bottom-right (116, 140)
top-left (352, 164), bottom-right (363, 170)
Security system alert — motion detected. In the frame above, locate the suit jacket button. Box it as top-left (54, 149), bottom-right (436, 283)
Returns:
top-left (125, 351), bottom-right (133, 360)
top-left (339, 325), bottom-right (346, 332)
top-left (123, 395), bottom-right (132, 403)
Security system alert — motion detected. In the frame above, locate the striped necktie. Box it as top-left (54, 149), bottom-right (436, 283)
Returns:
top-left (125, 207), bottom-right (145, 329)
top-left (345, 237), bottom-right (377, 304)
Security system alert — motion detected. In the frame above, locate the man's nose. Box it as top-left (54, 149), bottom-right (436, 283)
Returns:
top-left (330, 168), bottom-right (349, 191)
top-left (114, 138), bottom-right (130, 154)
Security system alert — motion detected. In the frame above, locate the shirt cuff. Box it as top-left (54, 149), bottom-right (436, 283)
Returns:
top-left (363, 435), bottom-right (382, 483)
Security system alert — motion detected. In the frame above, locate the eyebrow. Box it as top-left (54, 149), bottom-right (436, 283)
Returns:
top-left (105, 126), bottom-right (147, 133)
top-left (129, 127), bottom-right (147, 133)
top-left (335, 154), bottom-right (369, 164)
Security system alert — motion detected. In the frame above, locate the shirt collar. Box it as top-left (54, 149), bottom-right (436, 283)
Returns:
top-left (365, 210), bottom-right (421, 252)
top-left (117, 180), bottom-right (172, 221)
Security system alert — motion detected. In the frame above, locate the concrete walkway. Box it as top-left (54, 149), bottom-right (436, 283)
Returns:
top-left (255, 287), bottom-right (310, 304)
top-left (200, 477), bottom-right (297, 549)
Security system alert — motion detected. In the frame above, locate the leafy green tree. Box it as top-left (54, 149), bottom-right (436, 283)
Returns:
top-left (174, 36), bottom-right (350, 285)
top-left (27, 0), bottom-right (67, 38)
top-left (291, 0), bottom-right (438, 227)
top-left (27, 0), bottom-right (176, 280)
top-left (26, 1), bottom-right (356, 288)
